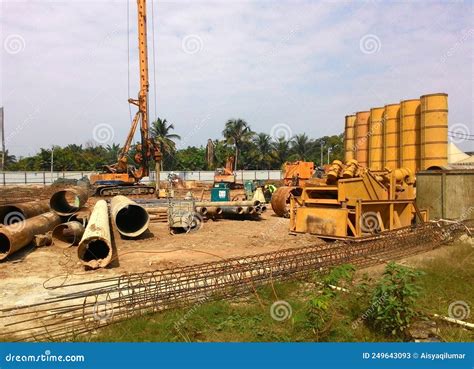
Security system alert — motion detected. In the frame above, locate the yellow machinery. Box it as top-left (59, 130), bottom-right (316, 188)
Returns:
top-left (271, 161), bottom-right (316, 217)
top-left (90, 0), bottom-right (161, 196)
top-left (354, 111), bottom-right (370, 167)
top-left (214, 156), bottom-right (238, 188)
top-left (368, 107), bottom-right (384, 170)
top-left (344, 115), bottom-right (356, 162)
top-left (400, 99), bottom-right (421, 173)
top-left (289, 160), bottom-right (426, 239)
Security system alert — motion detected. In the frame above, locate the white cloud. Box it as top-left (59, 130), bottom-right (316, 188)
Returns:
top-left (1, 0), bottom-right (472, 157)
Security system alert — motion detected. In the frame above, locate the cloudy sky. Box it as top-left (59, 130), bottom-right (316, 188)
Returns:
top-left (1, 0), bottom-right (473, 157)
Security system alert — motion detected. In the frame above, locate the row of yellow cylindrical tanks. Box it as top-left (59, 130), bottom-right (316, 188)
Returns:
top-left (344, 92), bottom-right (448, 173)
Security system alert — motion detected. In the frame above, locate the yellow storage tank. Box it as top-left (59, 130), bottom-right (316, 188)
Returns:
top-left (354, 111), bottom-right (370, 167)
top-left (344, 115), bottom-right (356, 162)
top-left (420, 93), bottom-right (448, 170)
top-left (383, 104), bottom-right (400, 169)
top-left (400, 99), bottom-right (421, 173)
top-left (368, 107), bottom-right (385, 170)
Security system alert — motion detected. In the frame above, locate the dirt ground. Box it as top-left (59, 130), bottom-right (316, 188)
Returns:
top-left (0, 184), bottom-right (469, 326)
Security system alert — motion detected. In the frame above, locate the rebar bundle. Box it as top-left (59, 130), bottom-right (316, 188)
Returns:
top-left (1, 220), bottom-right (470, 342)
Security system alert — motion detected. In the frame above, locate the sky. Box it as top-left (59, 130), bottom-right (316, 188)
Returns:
top-left (1, 0), bottom-right (473, 157)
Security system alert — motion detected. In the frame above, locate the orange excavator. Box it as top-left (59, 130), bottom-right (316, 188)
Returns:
top-left (90, 0), bottom-right (161, 196)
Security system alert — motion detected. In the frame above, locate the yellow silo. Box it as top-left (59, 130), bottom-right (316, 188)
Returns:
top-left (383, 104), bottom-right (400, 169)
top-left (400, 99), bottom-right (421, 173)
top-left (420, 93), bottom-right (448, 170)
top-left (354, 111), bottom-right (370, 167)
top-left (368, 107), bottom-right (385, 170)
top-left (344, 115), bottom-right (356, 162)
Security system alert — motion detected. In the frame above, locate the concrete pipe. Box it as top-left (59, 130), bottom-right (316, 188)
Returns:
top-left (0, 200), bottom-right (50, 225)
top-left (0, 212), bottom-right (61, 261)
top-left (52, 221), bottom-right (85, 249)
top-left (50, 187), bottom-right (88, 216)
top-left (110, 195), bottom-right (149, 238)
top-left (271, 186), bottom-right (301, 218)
top-left (246, 206), bottom-right (256, 214)
top-left (78, 200), bottom-right (112, 269)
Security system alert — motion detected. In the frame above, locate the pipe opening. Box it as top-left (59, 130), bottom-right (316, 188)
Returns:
top-left (50, 191), bottom-right (81, 215)
top-left (52, 224), bottom-right (77, 248)
top-left (116, 205), bottom-right (148, 234)
top-left (81, 240), bottom-right (110, 262)
top-left (0, 206), bottom-right (22, 225)
top-left (0, 233), bottom-right (11, 256)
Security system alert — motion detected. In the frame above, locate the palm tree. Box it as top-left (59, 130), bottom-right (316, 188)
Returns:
top-left (105, 143), bottom-right (121, 162)
top-left (291, 133), bottom-right (313, 161)
top-left (252, 133), bottom-right (274, 169)
top-left (222, 118), bottom-right (253, 171)
top-left (272, 136), bottom-right (291, 167)
top-left (150, 118), bottom-right (181, 170)
top-left (0, 150), bottom-right (16, 170)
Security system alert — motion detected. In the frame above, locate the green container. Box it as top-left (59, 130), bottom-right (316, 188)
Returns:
top-left (211, 183), bottom-right (230, 201)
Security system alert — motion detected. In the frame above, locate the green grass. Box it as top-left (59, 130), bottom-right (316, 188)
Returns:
top-left (89, 241), bottom-right (474, 342)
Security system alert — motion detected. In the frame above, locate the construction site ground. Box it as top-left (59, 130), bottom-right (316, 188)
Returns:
top-left (1, 185), bottom-right (472, 342)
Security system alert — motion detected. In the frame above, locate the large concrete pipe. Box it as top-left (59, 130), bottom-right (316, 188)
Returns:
top-left (52, 221), bottom-right (85, 249)
top-left (110, 195), bottom-right (150, 238)
top-left (77, 200), bottom-right (112, 269)
top-left (0, 212), bottom-right (61, 261)
top-left (50, 187), bottom-right (88, 216)
top-left (0, 200), bottom-right (50, 225)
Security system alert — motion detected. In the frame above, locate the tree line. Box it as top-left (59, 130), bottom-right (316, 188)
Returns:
top-left (1, 118), bottom-right (343, 172)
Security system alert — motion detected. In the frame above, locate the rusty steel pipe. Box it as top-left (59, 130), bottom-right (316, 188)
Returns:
top-left (195, 200), bottom-right (260, 207)
top-left (221, 206), bottom-right (245, 215)
top-left (50, 187), bottom-right (88, 216)
top-left (0, 212), bottom-right (61, 261)
top-left (205, 206), bottom-right (222, 216)
top-left (110, 196), bottom-right (149, 238)
top-left (0, 200), bottom-right (50, 225)
top-left (52, 221), bottom-right (85, 249)
top-left (196, 206), bottom-right (208, 215)
top-left (77, 200), bottom-right (112, 269)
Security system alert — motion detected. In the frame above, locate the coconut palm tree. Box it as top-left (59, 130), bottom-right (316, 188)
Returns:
top-left (150, 118), bottom-right (181, 170)
top-left (291, 133), bottom-right (313, 161)
top-left (272, 136), bottom-right (291, 167)
top-left (222, 118), bottom-right (253, 171)
top-left (252, 133), bottom-right (274, 169)
top-left (0, 150), bottom-right (16, 170)
top-left (105, 143), bottom-right (121, 162)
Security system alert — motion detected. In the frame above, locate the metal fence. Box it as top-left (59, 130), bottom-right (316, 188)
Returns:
top-left (0, 170), bottom-right (283, 185)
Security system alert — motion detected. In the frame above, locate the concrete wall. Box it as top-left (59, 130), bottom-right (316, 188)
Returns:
top-left (416, 170), bottom-right (474, 220)
top-left (0, 170), bottom-right (283, 186)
